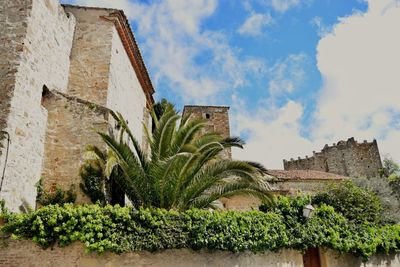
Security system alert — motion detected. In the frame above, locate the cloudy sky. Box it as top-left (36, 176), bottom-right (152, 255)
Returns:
top-left (63, 0), bottom-right (400, 169)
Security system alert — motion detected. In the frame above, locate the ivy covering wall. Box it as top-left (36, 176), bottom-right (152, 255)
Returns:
top-left (1, 201), bottom-right (399, 261)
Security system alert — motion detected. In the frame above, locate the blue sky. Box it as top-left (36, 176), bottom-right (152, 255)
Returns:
top-left (64, 0), bottom-right (400, 168)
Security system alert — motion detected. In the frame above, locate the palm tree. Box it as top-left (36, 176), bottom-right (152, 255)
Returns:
top-left (85, 102), bottom-right (272, 210)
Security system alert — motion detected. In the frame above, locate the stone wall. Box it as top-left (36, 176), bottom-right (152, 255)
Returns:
top-left (0, 0), bottom-right (31, 148)
top-left (0, 240), bottom-right (399, 267)
top-left (41, 91), bottom-right (111, 204)
top-left (107, 26), bottom-right (148, 147)
top-left (0, 240), bottom-right (303, 267)
top-left (275, 180), bottom-right (342, 195)
top-left (220, 195), bottom-right (261, 211)
top-left (0, 0), bottom-right (75, 212)
top-left (63, 6), bottom-right (113, 106)
top-left (182, 106), bottom-right (231, 159)
top-left (284, 138), bottom-right (383, 178)
top-left (319, 249), bottom-right (400, 267)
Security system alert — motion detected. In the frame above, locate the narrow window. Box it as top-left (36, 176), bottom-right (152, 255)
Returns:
top-left (41, 85), bottom-right (51, 106)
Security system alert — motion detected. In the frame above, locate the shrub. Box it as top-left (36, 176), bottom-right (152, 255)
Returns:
top-left (1, 203), bottom-right (400, 261)
top-left (312, 181), bottom-right (383, 224)
top-left (79, 160), bottom-right (107, 205)
top-left (36, 179), bottom-right (76, 206)
top-left (351, 176), bottom-right (400, 223)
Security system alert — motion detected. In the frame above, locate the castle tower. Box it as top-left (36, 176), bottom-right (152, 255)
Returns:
top-left (182, 105), bottom-right (231, 159)
top-left (283, 137), bottom-right (383, 178)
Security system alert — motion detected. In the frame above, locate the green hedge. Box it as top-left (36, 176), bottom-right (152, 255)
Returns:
top-left (1, 203), bottom-right (400, 261)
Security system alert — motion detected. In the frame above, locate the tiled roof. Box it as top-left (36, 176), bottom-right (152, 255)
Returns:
top-left (266, 169), bottom-right (349, 181)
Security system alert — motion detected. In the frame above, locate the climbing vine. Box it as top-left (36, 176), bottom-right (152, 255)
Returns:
top-left (1, 202), bottom-right (399, 261)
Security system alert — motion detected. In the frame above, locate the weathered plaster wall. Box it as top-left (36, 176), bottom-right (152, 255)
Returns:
top-left (284, 138), bottom-right (383, 178)
top-left (107, 27), bottom-right (148, 147)
top-left (320, 249), bottom-right (400, 267)
top-left (0, 240), bottom-right (303, 267)
top-left (41, 91), bottom-right (110, 203)
top-left (64, 7), bottom-right (113, 106)
top-left (275, 180), bottom-right (341, 195)
top-left (0, 240), bottom-right (399, 267)
top-left (221, 195), bottom-right (261, 211)
top-left (0, 0), bottom-right (31, 145)
top-left (0, 0), bottom-right (75, 212)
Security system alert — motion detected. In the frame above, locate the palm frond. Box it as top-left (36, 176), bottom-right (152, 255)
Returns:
top-left (115, 112), bottom-right (149, 170)
top-left (189, 183), bottom-right (273, 209)
top-left (84, 100), bottom-right (272, 211)
top-left (220, 136), bottom-right (245, 149)
top-left (97, 132), bottom-right (148, 205)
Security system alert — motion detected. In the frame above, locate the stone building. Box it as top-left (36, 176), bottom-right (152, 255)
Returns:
top-left (266, 169), bottom-right (348, 195)
top-left (182, 105), bottom-right (349, 211)
top-left (182, 105), bottom-right (231, 159)
top-left (0, 0), bottom-right (154, 212)
top-left (0, 0), bottom-right (381, 214)
top-left (283, 137), bottom-right (383, 178)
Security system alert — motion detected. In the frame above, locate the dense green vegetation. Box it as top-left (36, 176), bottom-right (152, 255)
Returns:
top-left (382, 157), bottom-right (400, 202)
top-left (312, 181), bottom-right (384, 224)
top-left (80, 100), bottom-right (271, 210)
top-left (1, 199), bottom-right (399, 261)
top-left (35, 178), bottom-right (76, 206)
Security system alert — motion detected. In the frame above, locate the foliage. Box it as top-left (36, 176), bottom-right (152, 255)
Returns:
top-left (312, 181), bottom-right (384, 224)
top-left (351, 176), bottom-right (400, 223)
top-left (1, 204), bottom-right (400, 261)
top-left (79, 146), bottom-right (111, 205)
top-left (88, 101), bottom-right (271, 210)
top-left (382, 156), bottom-right (400, 179)
top-left (36, 178), bottom-right (76, 206)
top-left (152, 98), bottom-right (172, 122)
top-left (382, 156), bottom-right (400, 202)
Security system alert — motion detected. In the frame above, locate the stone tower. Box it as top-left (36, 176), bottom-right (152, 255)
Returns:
top-left (283, 137), bottom-right (383, 178)
top-left (182, 105), bottom-right (231, 159)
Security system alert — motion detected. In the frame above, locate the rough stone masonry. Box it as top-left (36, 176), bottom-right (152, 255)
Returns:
top-left (284, 137), bottom-right (383, 178)
top-left (0, 0), bottom-right (154, 212)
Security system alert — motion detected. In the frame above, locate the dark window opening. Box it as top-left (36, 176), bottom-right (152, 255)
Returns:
top-left (110, 177), bottom-right (125, 206)
top-left (205, 113), bottom-right (211, 119)
top-left (41, 85), bottom-right (51, 106)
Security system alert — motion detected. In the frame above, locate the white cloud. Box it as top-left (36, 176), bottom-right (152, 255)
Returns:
top-left (268, 0), bottom-right (301, 13)
top-left (238, 12), bottom-right (273, 36)
top-left (233, 101), bottom-right (313, 168)
top-left (70, 0), bottom-right (263, 104)
top-left (313, 0), bottom-right (400, 162)
top-left (267, 53), bottom-right (307, 97)
top-left (310, 16), bottom-right (332, 37)
top-left (232, 53), bottom-right (310, 168)
top-left (235, 0), bottom-right (400, 167)
top-left (243, 0), bottom-right (306, 14)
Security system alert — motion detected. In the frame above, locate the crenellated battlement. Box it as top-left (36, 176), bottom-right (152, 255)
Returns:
top-left (283, 137), bottom-right (382, 178)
